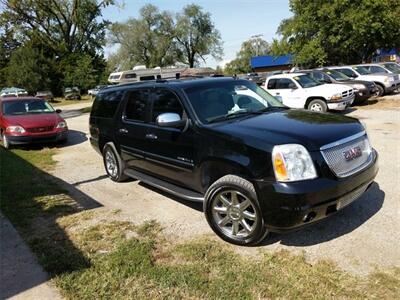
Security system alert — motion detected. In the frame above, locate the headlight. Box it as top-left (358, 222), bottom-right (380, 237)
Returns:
top-left (56, 121), bottom-right (67, 128)
top-left (6, 126), bottom-right (26, 133)
top-left (329, 93), bottom-right (342, 101)
top-left (272, 144), bottom-right (317, 182)
top-left (384, 77), bottom-right (389, 83)
top-left (353, 84), bottom-right (366, 90)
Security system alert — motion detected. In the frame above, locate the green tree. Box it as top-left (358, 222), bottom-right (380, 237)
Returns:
top-left (61, 54), bottom-right (99, 91)
top-left (5, 47), bottom-right (51, 94)
top-left (275, 0), bottom-right (400, 67)
top-left (0, 0), bottom-right (115, 94)
top-left (108, 4), bottom-right (176, 70)
top-left (224, 38), bottom-right (270, 75)
top-left (175, 4), bottom-right (223, 67)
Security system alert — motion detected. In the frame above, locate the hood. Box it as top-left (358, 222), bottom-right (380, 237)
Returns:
top-left (207, 109), bottom-right (364, 151)
top-left (305, 83), bottom-right (351, 94)
top-left (3, 113), bottom-right (63, 129)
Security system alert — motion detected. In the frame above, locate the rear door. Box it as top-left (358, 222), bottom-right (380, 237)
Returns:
top-left (141, 88), bottom-right (197, 189)
top-left (118, 88), bottom-right (152, 171)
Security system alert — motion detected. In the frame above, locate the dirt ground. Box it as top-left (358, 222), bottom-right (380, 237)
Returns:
top-left (52, 98), bottom-right (400, 275)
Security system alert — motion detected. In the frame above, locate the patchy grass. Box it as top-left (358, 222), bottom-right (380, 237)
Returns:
top-left (55, 220), bottom-right (399, 300)
top-left (52, 94), bottom-right (93, 107)
top-left (79, 106), bottom-right (92, 114)
top-left (1, 146), bottom-right (399, 299)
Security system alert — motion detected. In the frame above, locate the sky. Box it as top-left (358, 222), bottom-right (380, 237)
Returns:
top-left (102, 0), bottom-right (292, 68)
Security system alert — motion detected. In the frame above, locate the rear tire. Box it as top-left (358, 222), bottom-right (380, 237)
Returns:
top-left (307, 99), bottom-right (327, 112)
top-left (204, 175), bottom-right (269, 246)
top-left (102, 143), bottom-right (129, 182)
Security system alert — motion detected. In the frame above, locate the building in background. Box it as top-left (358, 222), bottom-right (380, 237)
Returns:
top-left (372, 49), bottom-right (400, 63)
top-left (250, 55), bottom-right (293, 72)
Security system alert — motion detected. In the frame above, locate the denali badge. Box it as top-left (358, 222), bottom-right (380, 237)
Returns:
top-left (343, 146), bottom-right (362, 161)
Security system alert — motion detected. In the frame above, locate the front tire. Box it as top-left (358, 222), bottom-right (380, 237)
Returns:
top-left (204, 175), bottom-right (269, 245)
top-left (102, 144), bottom-right (128, 182)
top-left (1, 133), bottom-right (11, 149)
top-left (375, 84), bottom-right (384, 97)
top-left (307, 99), bottom-right (327, 112)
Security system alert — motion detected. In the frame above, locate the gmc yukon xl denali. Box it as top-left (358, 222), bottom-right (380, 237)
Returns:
top-left (89, 77), bottom-right (378, 245)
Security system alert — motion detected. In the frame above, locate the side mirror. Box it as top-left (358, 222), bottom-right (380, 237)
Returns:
top-left (288, 83), bottom-right (297, 89)
top-left (156, 112), bottom-right (187, 128)
top-left (56, 109), bottom-right (62, 113)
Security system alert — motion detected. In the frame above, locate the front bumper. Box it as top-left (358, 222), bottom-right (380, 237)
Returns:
top-left (327, 97), bottom-right (354, 110)
top-left (254, 150), bottom-right (378, 232)
top-left (6, 131), bottom-right (68, 145)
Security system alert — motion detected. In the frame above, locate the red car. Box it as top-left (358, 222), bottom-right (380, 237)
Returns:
top-left (0, 97), bottom-right (68, 149)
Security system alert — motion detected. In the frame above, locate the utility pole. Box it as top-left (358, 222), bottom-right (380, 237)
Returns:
top-left (251, 34), bottom-right (263, 56)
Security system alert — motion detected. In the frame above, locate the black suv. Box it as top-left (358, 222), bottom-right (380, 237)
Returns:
top-left (89, 77), bottom-right (378, 245)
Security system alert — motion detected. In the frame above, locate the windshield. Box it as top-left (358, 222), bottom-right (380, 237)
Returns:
top-left (293, 75), bottom-right (323, 88)
top-left (324, 69), bottom-right (350, 81)
top-left (383, 63), bottom-right (400, 73)
top-left (353, 66), bottom-right (371, 75)
top-left (184, 80), bottom-right (285, 124)
top-left (2, 100), bottom-right (55, 115)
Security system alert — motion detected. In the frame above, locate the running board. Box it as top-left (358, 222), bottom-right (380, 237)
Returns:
top-left (124, 169), bottom-right (204, 202)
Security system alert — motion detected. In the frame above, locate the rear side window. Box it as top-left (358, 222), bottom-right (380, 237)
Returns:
top-left (91, 90), bottom-right (124, 118)
top-left (338, 68), bottom-right (356, 77)
top-left (124, 89), bottom-right (149, 122)
top-left (267, 79), bottom-right (278, 89)
top-left (276, 78), bottom-right (295, 89)
top-left (151, 89), bottom-right (183, 123)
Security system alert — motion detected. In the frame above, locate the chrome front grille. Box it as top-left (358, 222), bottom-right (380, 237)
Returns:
top-left (341, 89), bottom-right (354, 98)
top-left (321, 132), bottom-right (373, 178)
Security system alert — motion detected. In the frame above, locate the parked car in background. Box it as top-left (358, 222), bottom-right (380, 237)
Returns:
top-left (35, 91), bottom-right (54, 102)
top-left (327, 66), bottom-right (399, 96)
top-left (88, 85), bottom-right (107, 97)
top-left (89, 77), bottom-right (378, 245)
top-left (0, 87), bottom-right (28, 98)
top-left (263, 73), bottom-right (354, 112)
top-left (301, 69), bottom-right (377, 104)
top-left (379, 62), bottom-right (400, 74)
top-left (0, 97), bottom-right (68, 149)
top-left (64, 87), bottom-right (81, 100)
top-left (242, 73), bottom-right (264, 85)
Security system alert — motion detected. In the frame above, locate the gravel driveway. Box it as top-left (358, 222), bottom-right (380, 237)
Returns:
top-left (52, 104), bottom-right (400, 274)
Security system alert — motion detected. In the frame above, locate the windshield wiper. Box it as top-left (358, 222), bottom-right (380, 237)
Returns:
top-left (208, 107), bottom-right (288, 124)
top-left (208, 111), bottom-right (255, 123)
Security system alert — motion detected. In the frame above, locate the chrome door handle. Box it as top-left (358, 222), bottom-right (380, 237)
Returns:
top-left (119, 128), bottom-right (128, 134)
top-left (145, 133), bottom-right (158, 140)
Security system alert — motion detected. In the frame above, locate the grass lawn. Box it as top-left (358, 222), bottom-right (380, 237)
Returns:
top-left (0, 146), bottom-right (399, 299)
top-left (51, 94), bottom-right (93, 107)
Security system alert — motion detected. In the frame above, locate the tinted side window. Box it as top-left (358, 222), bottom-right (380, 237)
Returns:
top-left (276, 78), bottom-right (295, 89)
top-left (151, 89), bottom-right (183, 123)
top-left (370, 66), bottom-right (387, 73)
top-left (267, 79), bottom-right (278, 89)
top-left (338, 68), bottom-right (356, 77)
top-left (124, 89), bottom-right (150, 122)
top-left (91, 90), bottom-right (124, 118)
top-left (310, 72), bottom-right (324, 82)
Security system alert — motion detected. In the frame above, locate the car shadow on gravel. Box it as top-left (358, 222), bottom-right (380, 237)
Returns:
top-left (139, 182), bottom-right (203, 212)
top-left (261, 182), bottom-right (384, 247)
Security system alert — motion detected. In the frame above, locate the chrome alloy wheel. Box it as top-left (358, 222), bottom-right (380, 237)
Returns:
top-left (310, 103), bottom-right (323, 111)
top-left (105, 149), bottom-right (118, 178)
top-left (211, 190), bottom-right (258, 238)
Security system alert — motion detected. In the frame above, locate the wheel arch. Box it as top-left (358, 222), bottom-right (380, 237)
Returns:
top-left (199, 158), bottom-right (254, 193)
top-left (304, 97), bottom-right (327, 109)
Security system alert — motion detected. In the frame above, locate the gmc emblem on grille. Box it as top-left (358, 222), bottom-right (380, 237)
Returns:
top-left (343, 146), bottom-right (362, 161)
